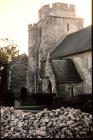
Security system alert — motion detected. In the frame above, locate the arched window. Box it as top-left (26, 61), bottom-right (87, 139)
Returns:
top-left (67, 23), bottom-right (69, 31)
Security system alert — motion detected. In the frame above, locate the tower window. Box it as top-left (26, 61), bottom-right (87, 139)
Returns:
top-left (67, 23), bottom-right (69, 31)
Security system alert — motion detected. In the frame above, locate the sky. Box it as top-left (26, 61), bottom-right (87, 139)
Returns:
top-left (0, 0), bottom-right (92, 54)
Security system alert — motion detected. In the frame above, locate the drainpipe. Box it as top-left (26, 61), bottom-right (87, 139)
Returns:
top-left (36, 27), bottom-right (42, 93)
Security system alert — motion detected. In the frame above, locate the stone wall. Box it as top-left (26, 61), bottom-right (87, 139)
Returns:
top-left (42, 53), bottom-right (57, 94)
top-left (28, 24), bottom-right (41, 93)
top-left (28, 3), bottom-right (84, 93)
top-left (45, 51), bottom-right (92, 96)
top-left (39, 16), bottom-right (83, 60)
top-left (39, 3), bottom-right (76, 20)
top-left (63, 51), bottom-right (92, 94)
top-left (8, 54), bottom-right (28, 97)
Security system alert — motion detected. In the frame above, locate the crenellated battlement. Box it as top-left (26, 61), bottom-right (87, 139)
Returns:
top-left (39, 3), bottom-right (75, 20)
top-left (28, 23), bottom-right (38, 31)
top-left (68, 4), bottom-right (75, 11)
top-left (52, 3), bottom-right (75, 11)
top-left (52, 3), bottom-right (68, 9)
top-left (39, 4), bottom-right (50, 11)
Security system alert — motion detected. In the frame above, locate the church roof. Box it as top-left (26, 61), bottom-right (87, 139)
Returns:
top-left (50, 59), bottom-right (83, 83)
top-left (50, 25), bottom-right (92, 59)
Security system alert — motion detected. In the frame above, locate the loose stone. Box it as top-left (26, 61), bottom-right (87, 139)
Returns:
top-left (1, 106), bottom-right (92, 138)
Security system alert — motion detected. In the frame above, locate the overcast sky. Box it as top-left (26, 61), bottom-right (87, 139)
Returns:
top-left (0, 0), bottom-right (92, 54)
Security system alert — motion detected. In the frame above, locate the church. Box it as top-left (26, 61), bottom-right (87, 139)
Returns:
top-left (28, 2), bottom-right (88, 95)
top-left (9, 2), bottom-right (92, 97)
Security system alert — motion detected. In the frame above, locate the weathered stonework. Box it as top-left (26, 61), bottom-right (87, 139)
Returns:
top-left (8, 54), bottom-right (28, 97)
top-left (45, 51), bottom-right (92, 96)
top-left (64, 51), bottom-right (92, 94)
top-left (28, 2), bottom-right (84, 93)
top-left (39, 3), bottom-right (76, 19)
top-left (42, 53), bottom-right (57, 93)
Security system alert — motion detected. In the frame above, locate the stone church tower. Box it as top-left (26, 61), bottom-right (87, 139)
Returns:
top-left (28, 3), bottom-right (84, 93)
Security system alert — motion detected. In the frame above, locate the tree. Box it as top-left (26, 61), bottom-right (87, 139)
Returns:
top-left (0, 38), bottom-right (19, 65)
top-left (0, 38), bottom-right (19, 106)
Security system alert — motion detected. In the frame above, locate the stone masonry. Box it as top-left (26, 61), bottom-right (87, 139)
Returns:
top-left (28, 2), bottom-right (84, 93)
top-left (8, 54), bottom-right (28, 97)
top-left (61, 51), bottom-right (92, 95)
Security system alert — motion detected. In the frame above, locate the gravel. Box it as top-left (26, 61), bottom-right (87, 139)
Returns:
top-left (1, 106), bottom-right (93, 138)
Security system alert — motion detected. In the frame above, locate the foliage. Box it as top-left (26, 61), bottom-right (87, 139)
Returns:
top-left (0, 38), bottom-right (19, 105)
top-left (0, 38), bottom-right (19, 67)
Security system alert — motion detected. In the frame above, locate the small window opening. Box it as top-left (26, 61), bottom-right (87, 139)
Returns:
top-left (67, 23), bottom-right (69, 31)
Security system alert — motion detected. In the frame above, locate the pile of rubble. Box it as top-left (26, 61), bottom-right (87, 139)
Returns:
top-left (1, 106), bottom-right (92, 138)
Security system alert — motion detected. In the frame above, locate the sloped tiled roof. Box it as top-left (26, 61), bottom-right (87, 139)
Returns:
top-left (50, 59), bottom-right (83, 83)
top-left (50, 25), bottom-right (92, 59)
